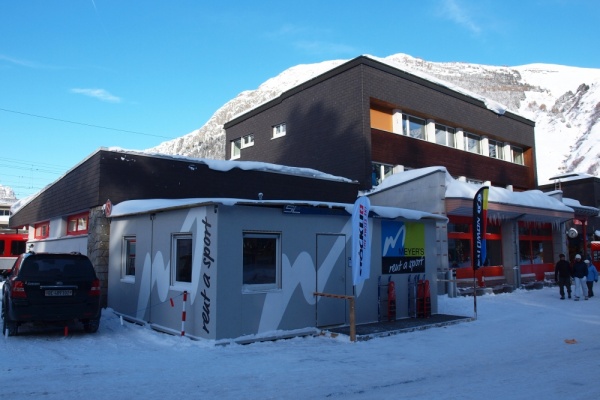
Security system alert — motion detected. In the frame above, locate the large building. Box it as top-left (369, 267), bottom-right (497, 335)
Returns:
top-left (539, 174), bottom-right (600, 259)
top-left (8, 148), bottom-right (359, 307)
top-left (224, 56), bottom-right (586, 288)
top-left (224, 55), bottom-right (537, 191)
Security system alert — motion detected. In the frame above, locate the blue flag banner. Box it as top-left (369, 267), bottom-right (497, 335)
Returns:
top-left (472, 186), bottom-right (489, 270)
top-left (352, 196), bottom-right (371, 285)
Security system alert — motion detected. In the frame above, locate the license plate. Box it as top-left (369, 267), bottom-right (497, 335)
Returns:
top-left (45, 289), bottom-right (73, 297)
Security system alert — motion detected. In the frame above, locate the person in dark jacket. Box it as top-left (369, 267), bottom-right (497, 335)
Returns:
top-left (585, 260), bottom-right (598, 297)
top-left (572, 254), bottom-right (588, 301)
top-left (554, 253), bottom-right (572, 299)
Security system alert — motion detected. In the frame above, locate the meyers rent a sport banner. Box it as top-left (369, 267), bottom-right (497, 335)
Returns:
top-left (381, 220), bottom-right (425, 274)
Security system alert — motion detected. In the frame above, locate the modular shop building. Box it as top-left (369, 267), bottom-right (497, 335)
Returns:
top-left (106, 198), bottom-right (446, 342)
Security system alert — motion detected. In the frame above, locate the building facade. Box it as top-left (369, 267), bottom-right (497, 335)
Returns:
top-left (224, 56), bottom-right (593, 291)
top-left (539, 174), bottom-right (600, 260)
top-left (107, 198), bottom-right (445, 341)
top-left (9, 148), bottom-right (359, 307)
top-left (224, 56), bottom-right (537, 192)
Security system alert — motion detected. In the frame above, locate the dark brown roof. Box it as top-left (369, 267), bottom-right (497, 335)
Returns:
top-left (10, 149), bottom-right (358, 227)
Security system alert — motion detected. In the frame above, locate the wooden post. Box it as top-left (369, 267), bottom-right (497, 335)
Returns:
top-left (349, 296), bottom-right (356, 342)
top-left (313, 292), bottom-right (357, 342)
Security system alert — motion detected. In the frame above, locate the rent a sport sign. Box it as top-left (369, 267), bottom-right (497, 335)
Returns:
top-left (381, 220), bottom-right (425, 274)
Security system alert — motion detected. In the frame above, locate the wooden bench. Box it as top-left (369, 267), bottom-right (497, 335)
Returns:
top-left (456, 278), bottom-right (476, 296)
top-left (521, 273), bottom-right (544, 290)
top-left (456, 278), bottom-right (493, 296)
top-left (544, 272), bottom-right (556, 286)
top-left (482, 275), bottom-right (513, 293)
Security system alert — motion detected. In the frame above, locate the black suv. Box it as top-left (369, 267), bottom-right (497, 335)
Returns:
top-left (1, 252), bottom-right (101, 336)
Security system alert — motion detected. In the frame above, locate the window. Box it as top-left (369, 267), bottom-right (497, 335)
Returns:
top-left (243, 232), bottom-right (281, 292)
top-left (67, 212), bottom-right (89, 235)
top-left (448, 217), bottom-right (502, 268)
top-left (511, 146), bottom-right (524, 165)
top-left (230, 134), bottom-right (254, 160)
top-left (372, 163), bottom-right (394, 186)
top-left (464, 132), bottom-right (481, 154)
top-left (122, 236), bottom-right (136, 278)
top-left (518, 222), bottom-right (553, 264)
top-left (435, 124), bottom-right (456, 147)
top-left (34, 221), bottom-right (50, 239)
top-left (273, 123), bottom-right (286, 139)
top-left (10, 239), bottom-right (26, 256)
top-left (402, 115), bottom-right (426, 140)
top-left (242, 134), bottom-right (254, 147)
top-left (489, 139), bottom-right (504, 159)
top-left (172, 234), bottom-right (193, 285)
top-left (231, 138), bottom-right (241, 159)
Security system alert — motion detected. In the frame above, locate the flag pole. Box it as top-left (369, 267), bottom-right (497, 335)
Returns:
top-left (472, 186), bottom-right (489, 320)
top-left (473, 273), bottom-right (477, 320)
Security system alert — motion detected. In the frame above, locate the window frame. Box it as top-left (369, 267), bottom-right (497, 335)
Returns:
top-left (241, 133), bottom-right (254, 148)
top-left (34, 221), bottom-right (50, 239)
top-left (518, 222), bottom-right (553, 265)
top-left (231, 138), bottom-right (242, 159)
top-left (171, 233), bottom-right (193, 288)
top-left (464, 132), bottom-right (482, 154)
top-left (435, 124), bottom-right (456, 147)
top-left (372, 162), bottom-right (394, 186)
top-left (488, 139), bottom-right (504, 160)
top-left (402, 115), bottom-right (426, 140)
top-left (272, 123), bottom-right (286, 139)
top-left (66, 212), bottom-right (89, 236)
top-left (511, 146), bottom-right (524, 165)
top-left (448, 216), bottom-right (502, 268)
top-left (242, 231), bottom-right (282, 293)
top-left (122, 236), bottom-right (136, 281)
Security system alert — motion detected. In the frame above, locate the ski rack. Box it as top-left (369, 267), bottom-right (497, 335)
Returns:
top-left (378, 276), bottom-right (396, 322)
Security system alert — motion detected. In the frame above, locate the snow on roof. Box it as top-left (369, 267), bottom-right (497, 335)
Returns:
top-left (549, 172), bottom-right (598, 182)
top-left (367, 166), bottom-right (574, 213)
top-left (109, 197), bottom-right (447, 222)
top-left (447, 180), bottom-right (573, 212)
top-left (365, 55), bottom-right (510, 117)
top-left (110, 147), bottom-right (354, 183)
top-left (10, 147), bottom-right (354, 215)
top-left (562, 197), bottom-right (600, 215)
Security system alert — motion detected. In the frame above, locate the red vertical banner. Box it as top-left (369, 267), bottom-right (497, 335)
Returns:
top-left (472, 186), bottom-right (489, 271)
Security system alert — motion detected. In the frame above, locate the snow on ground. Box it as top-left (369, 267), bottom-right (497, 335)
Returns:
top-left (1, 284), bottom-right (599, 400)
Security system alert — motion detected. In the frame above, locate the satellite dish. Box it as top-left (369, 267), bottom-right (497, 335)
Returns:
top-left (567, 228), bottom-right (579, 238)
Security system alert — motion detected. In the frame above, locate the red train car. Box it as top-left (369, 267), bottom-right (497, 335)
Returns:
top-left (0, 232), bottom-right (28, 272)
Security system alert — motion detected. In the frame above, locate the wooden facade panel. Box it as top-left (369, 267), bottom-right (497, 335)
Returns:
top-left (362, 66), bottom-right (535, 147)
top-left (371, 129), bottom-right (534, 190)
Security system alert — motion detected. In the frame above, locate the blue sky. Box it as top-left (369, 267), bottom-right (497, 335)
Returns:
top-left (1, 0), bottom-right (599, 200)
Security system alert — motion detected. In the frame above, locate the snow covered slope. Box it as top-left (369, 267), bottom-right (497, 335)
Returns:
top-left (148, 53), bottom-right (600, 185)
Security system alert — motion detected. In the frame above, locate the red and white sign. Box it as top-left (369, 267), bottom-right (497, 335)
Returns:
top-left (104, 199), bottom-right (113, 217)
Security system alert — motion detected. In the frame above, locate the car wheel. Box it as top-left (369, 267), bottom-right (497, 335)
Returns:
top-left (83, 318), bottom-right (100, 333)
top-left (2, 304), bottom-right (18, 337)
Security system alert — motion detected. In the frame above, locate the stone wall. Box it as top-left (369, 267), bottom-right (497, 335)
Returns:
top-left (87, 206), bottom-right (110, 308)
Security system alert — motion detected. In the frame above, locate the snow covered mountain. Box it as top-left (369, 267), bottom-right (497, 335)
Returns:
top-left (0, 184), bottom-right (17, 204)
top-left (150, 53), bottom-right (600, 186)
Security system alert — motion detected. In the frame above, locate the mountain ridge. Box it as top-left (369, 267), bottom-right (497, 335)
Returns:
top-left (147, 53), bottom-right (600, 186)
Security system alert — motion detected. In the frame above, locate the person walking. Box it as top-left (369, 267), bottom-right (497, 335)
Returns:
top-left (554, 253), bottom-right (572, 299)
top-left (572, 254), bottom-right (588, 301)
top-left (585, 260), bottom-right (598, 298)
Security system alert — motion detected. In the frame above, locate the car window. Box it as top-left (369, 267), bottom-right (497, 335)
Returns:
top-left (20, 256), bottom-right (95, 280)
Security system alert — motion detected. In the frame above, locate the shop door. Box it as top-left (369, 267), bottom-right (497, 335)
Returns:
top-left (316, 234), bottom-right (348, 327)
